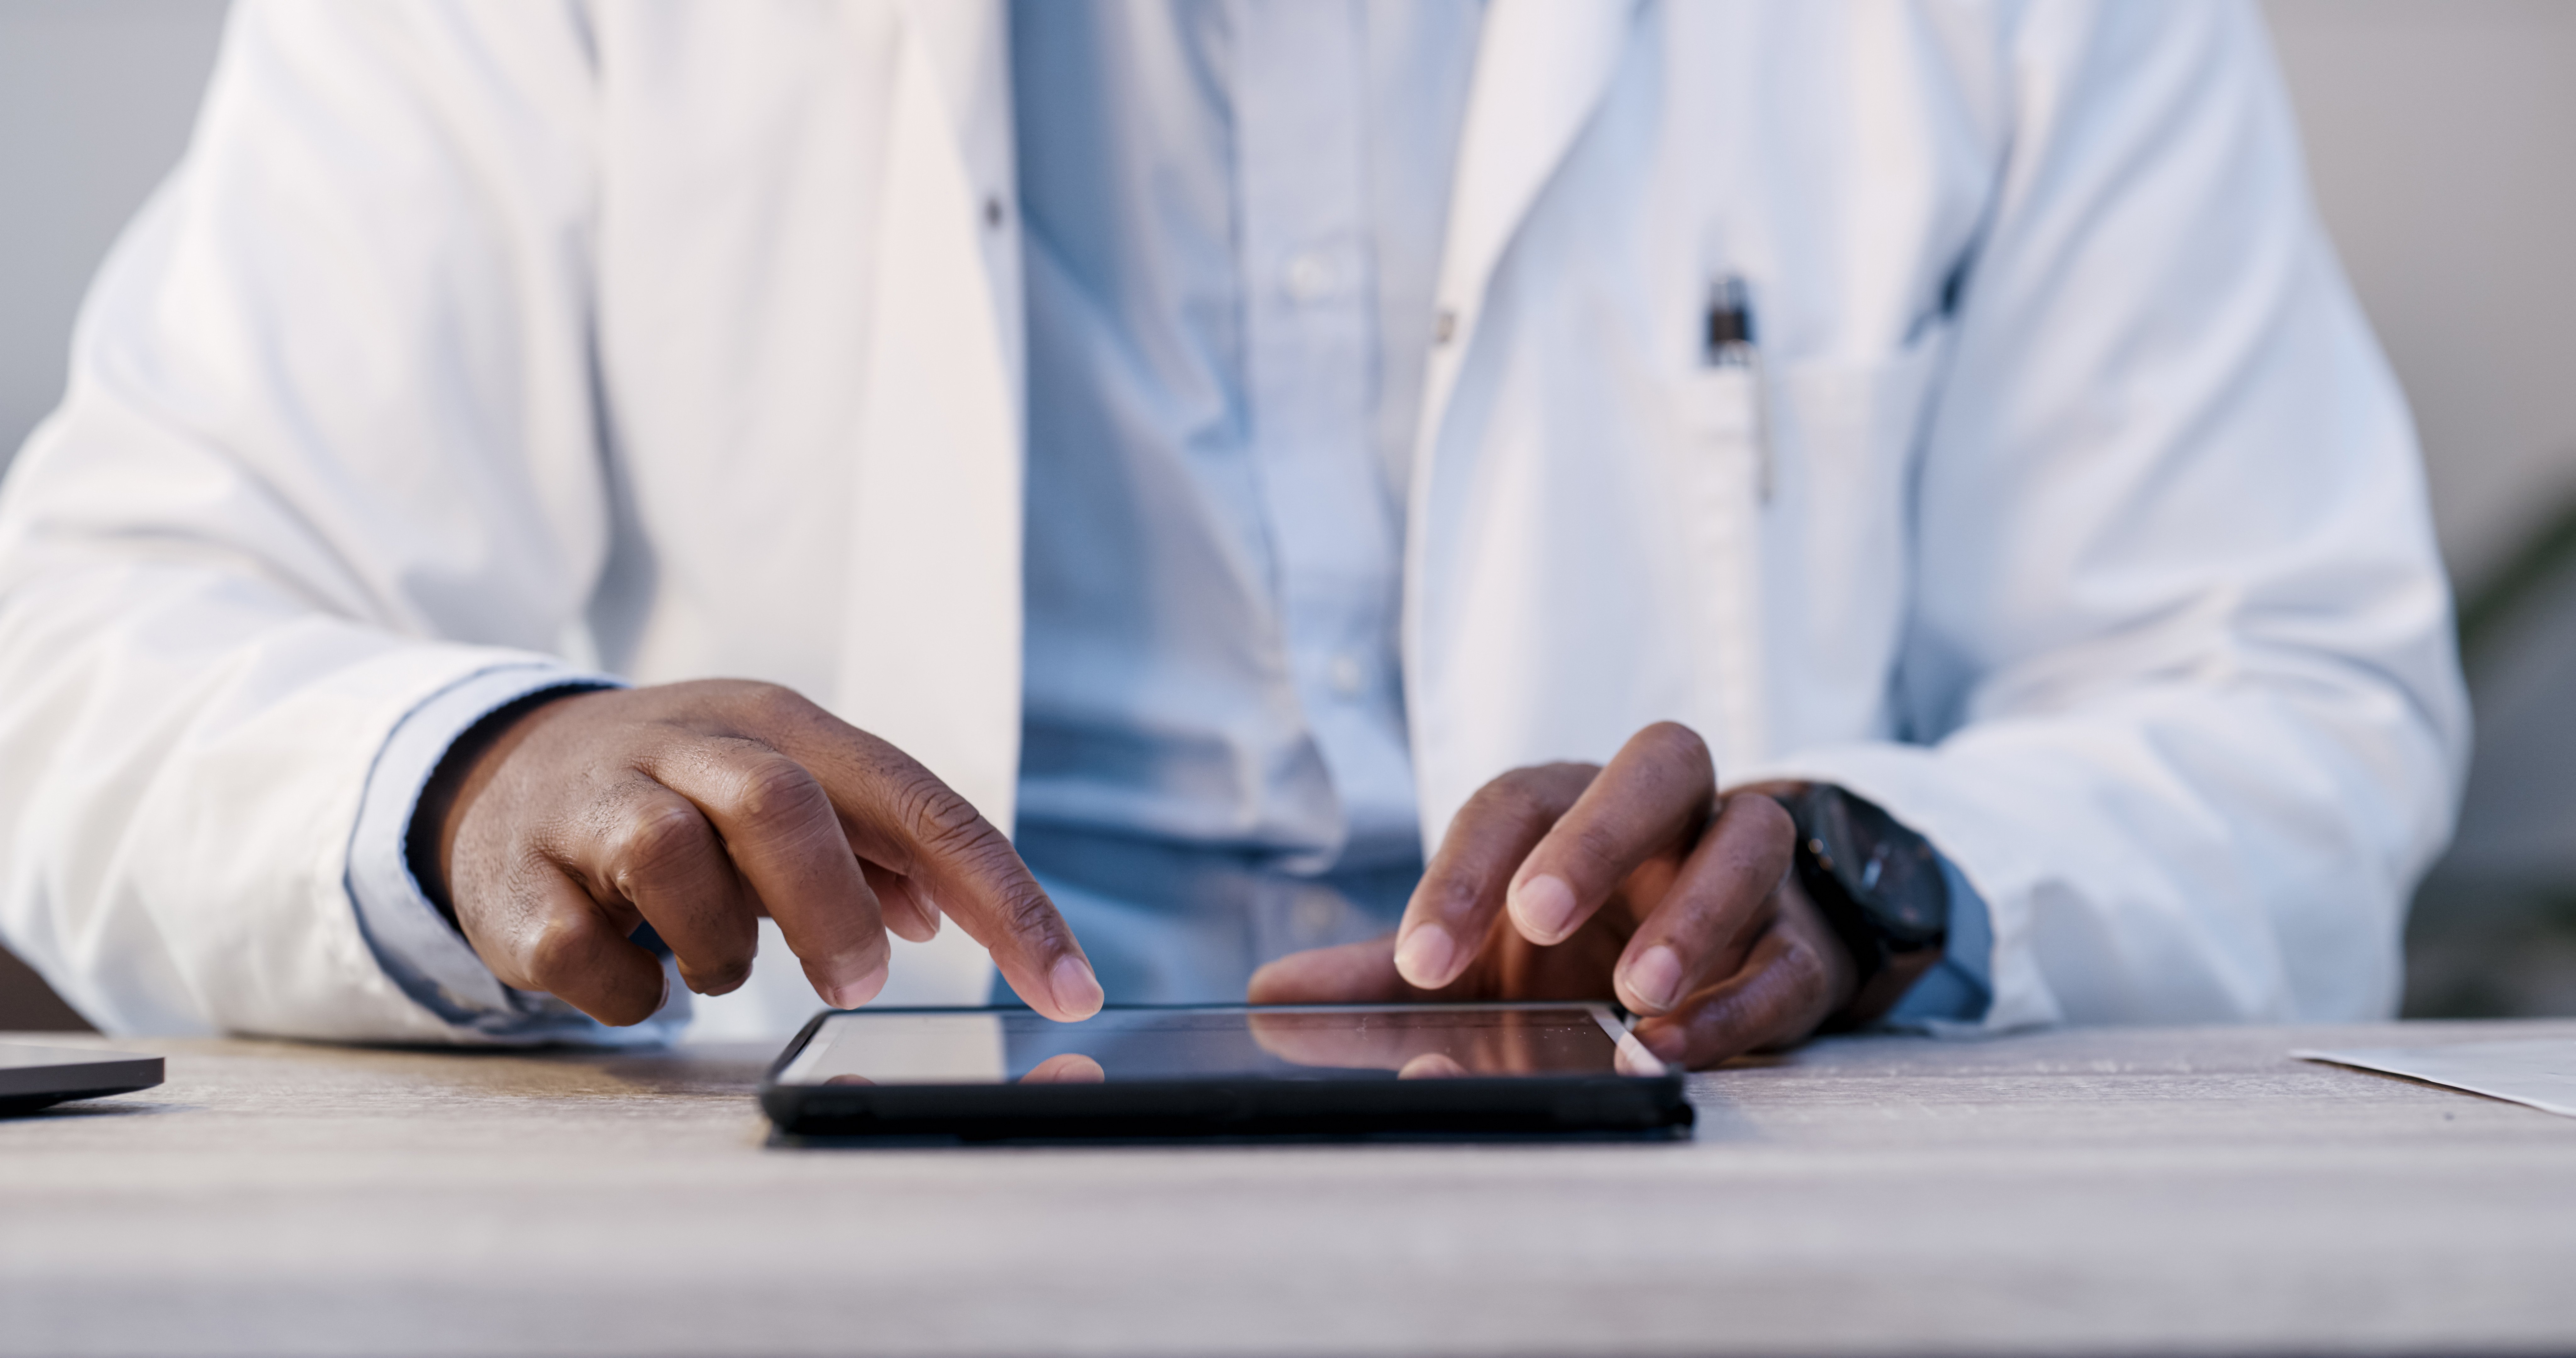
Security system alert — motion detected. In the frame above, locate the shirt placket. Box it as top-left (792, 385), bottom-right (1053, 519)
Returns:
top-left (1233, 0), bottom-right (1418, 869)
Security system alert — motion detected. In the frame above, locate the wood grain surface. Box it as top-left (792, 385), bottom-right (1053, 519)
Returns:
top-left (3, 1020), bottom-right (2572, 1357)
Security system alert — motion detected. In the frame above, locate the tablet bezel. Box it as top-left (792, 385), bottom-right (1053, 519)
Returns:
top-left (759, 1003), bottom-right (1694, 1145)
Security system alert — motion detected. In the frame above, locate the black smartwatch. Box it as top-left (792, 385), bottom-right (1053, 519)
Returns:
top-left (1777, 784), bottom-right (1950, 1026)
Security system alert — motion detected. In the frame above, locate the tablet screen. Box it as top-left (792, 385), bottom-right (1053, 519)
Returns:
top-left (775, 1003), bottom-right (1664, 1086)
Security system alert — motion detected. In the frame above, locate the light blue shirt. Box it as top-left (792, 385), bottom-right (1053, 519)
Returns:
top-left (1007, 0), bottom-right (1480, 1001)
top-left (349, 0), bottom-right (1991, 1033)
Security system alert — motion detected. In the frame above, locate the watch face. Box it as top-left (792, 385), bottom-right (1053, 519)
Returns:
top-left (1807, 789), bottom-right (1948, 946)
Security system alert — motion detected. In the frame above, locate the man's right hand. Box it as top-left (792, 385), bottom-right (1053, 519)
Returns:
top-left (419, 679), bottom-right (1103, 1027)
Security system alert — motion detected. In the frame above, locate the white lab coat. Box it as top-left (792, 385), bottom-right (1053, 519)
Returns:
top-left (0, 0), bottom-right (2465, 1041)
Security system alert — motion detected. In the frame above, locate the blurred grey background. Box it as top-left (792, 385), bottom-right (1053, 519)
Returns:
top-left (2, 0), bottom-right (2572, 1029)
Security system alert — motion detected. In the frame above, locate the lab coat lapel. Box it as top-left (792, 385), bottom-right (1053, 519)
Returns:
top-left (1402, 0), bottom-right (1638, 838)
top-left (1430, 0), bottom-right (1637, 345)
top-left (835, 0), bottom-right (1022, 1005)
top-left (1408, 0), bottom-right (1637, 545)
top-left (899, 0), bottom-right (1023, 387)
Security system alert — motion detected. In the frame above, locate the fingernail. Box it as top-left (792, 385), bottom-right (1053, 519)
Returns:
top-left (1638, 1024), bottom-right (1687, 1062)
top-left (826, 959), bottom-right (888, 1010)
top-left (1622, 944), bottom-right (1685, 1014)
top-left (1394, 923), bottom-right (1456, 987)
top-left (1511, 874), bottom-right (1580, 941)
top-left (1049, 955), bottom-right (1104, 1019)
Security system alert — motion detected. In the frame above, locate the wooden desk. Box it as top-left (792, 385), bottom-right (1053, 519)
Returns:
top-left (3, 1021), bottom-right (2572, 1356)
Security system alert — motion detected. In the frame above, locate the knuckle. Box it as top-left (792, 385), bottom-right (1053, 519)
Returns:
top-left (727, 754), bottom-right (830, 827)
top-left (742, 681), bottom-right (818, 728)
top-left (1532, 761), bottom-right (1602, 803)
top-left (519, 914), bottom-right (595, 990)
top-left (1565, 818), bottom-right (1631, 875)
top-left (892, 768), bottom-right (997, 856)
top-left (1738, 792), bottom-right (1796, 852)
top-left (1417, 869), bottom-right (1483, 922)
top-left (686, 957), bottom-right (754, 997)
top-left (1638, 721), bottom-right (1712, 771)
top-left (1779, 931), bottom-right (1837, 1002)
top-left (993, 880), bottom-right (1061, 945)
top-left (697, 679), bottom-right (819, 738)
top-left (723, 677), bottom-right (785, 708)
top-left (1467, 774), bottom-right (1563, 833)
top-left (1776, 933), bottom-right (1820, 986)
top-left (612, 800), bottom-right (715, 885)
top-left (1721, 803), bottom-right (1797, 881)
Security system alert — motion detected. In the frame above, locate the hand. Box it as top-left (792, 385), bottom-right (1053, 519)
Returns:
top-left (423, 679), bottom-right (1104, 1027)
top-left (1247, 723), bottom-right (1857, 1068)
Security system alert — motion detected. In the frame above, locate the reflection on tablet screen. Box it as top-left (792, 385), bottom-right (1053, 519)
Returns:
top-left (776, 1003), bottom-right (1662, 1086)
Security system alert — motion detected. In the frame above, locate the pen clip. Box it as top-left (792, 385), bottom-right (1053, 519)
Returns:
top-left (1704, 275), bottom-right (1757, 365)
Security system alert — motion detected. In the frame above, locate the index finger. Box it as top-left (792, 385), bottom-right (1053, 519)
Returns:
top-left (1394, 762), bottom-right (1598, 990)
top-left (767, 713), bottom-right (1103, 1022)
top-left (1504, 722), bottom-right (1716, 948)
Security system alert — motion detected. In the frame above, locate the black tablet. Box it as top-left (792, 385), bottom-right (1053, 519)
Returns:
top-left (761, 1002), bottom-right (1692, 1145)
top-left (0, 1043), bottom-right (163, 1116)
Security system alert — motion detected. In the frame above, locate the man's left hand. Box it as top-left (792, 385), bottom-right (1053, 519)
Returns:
top-left (1247, 723), bottom-right (1855, 1069)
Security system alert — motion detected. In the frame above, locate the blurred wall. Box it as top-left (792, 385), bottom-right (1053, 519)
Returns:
top-left (0, 0), bottom-right (2573, 1025)
top-left (2263, 0), bottom-right (2576, 1016)
top-left (2267, 0), bottom-right (2576, 593)
top-left (0, 0), bottom-right (228, 470)
top-left (0, 0), bottom-right (227, 1030)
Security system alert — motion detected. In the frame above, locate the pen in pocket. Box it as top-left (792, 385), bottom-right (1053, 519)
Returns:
top-left (1703, 275), bottom-right (1771, 501)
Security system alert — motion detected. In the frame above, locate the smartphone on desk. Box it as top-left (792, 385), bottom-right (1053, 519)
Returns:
top-left (761, 1002), bottom-right (1692, 1145)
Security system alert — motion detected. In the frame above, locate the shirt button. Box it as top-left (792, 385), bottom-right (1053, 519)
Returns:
top-left (1328, 653), bottom-right (1368, 698)
top-left (1283, 251), bottom-right (1333, 302)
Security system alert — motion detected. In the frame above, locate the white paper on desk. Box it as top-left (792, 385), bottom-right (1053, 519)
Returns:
top-left (2294, 1039), bottom-right (2576, 1118)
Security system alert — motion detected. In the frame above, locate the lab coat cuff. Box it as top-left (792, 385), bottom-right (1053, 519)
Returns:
top-left (347, 663), bottom-right (686, 1043)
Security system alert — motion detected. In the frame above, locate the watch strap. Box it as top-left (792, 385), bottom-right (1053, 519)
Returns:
top-left (1781, 786), bottom-right (1948, 1029)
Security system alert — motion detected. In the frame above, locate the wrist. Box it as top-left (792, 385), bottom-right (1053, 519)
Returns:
top-left (407, 686), bottom-right (597, 919)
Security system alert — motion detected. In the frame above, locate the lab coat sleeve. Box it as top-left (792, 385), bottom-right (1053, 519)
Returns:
top-left (0, 1), bottom-right (622, 1039)
top-left (1754, 2), bottom-right (2468, 1029)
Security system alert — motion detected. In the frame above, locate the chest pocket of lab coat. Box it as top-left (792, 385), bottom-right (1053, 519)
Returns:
top-left (1668, 324), bottom-right (1954, 759)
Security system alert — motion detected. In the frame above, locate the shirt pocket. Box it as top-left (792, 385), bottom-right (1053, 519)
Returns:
top-left (1758, 324), bottom-right (1956, 745)
top-left (1675, 360), bottom-right (1769, 490)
